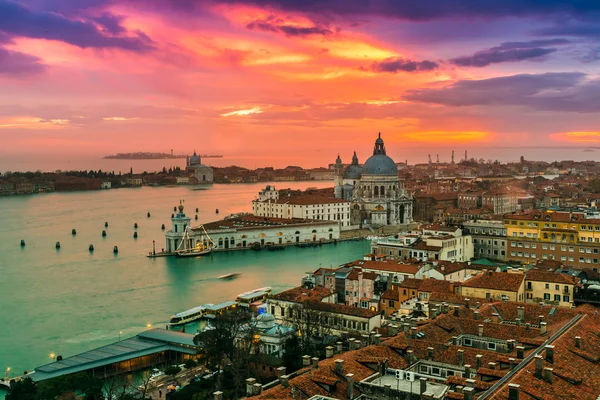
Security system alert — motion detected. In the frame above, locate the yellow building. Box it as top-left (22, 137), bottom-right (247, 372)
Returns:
top-left (503, 210), bottom-right (600, 269)
top-left (524, 269), bottom-right (580, 307)
top-left (460, 271), bottom-right (525, 302)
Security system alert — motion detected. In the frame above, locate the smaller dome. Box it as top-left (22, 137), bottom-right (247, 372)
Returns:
top-left (335, 154), bottom-right (342, 167)
top-left (344, 164), bottom-right (362, 179)
top-left (189, 151), bottom-right (201, 165)
top-left (256, 312), bottom-right (275, 329)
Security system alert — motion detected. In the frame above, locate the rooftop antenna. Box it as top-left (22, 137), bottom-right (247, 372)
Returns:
top-left (436, 154), bottom-right (439, 163)
top-left (465, 150), bottom-right (467, 162)
top-left (428, 154), bottom-right (432, 164)
top-left (451, 150), bottom-right (455, 164)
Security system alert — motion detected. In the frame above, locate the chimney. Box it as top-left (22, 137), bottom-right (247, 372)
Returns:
top-left (430, 307), bottom-right (438, 319)
top-left (277, 366), bottom-right (286, 378)
top-left (465, 298), bottom-right (471, 309)
top-left (253, 383), bottom-right (262, 395)
top-left (457, 349), bottom-right (464, 366)
top-left (516, 318), bottom-right (522, 326)
top-left (539, 315), bottom-right (544, 324)
top-left (465, 379), bottom-right (476, 388)
top-left (362, 334), bottom-right (370, 347)
top-left (389, 324), bottom-right (399, 336)
top-left (540, 321), bottom-right (547, 335)
top-left (464, 364), bottom-right (472, 378)
top-left (517, 306), bottom-right (525, 322)
top-left (420, 377), bottom-right (427, 395)
top-left (213, 391), bottom-right (223, 400)
top-left (451, 336), bottom-right (458, 345)
top-left (543, 367), bottom-right (553, 384)
top-left (246, 378), bottom-right (256, 396)
top-left (411, 318), bottom-right (418, 328)
top-left (478, 324), bottom-right (484, 337)
top-left (463, 387), bottom-right (475, 400)
top-left (335, 359), bottom-right (344, 374)
top-left (476, 354), bottom-right (483, 369)
top-left (492, 313), bottom-right (500, 324)
top-left (369, 330), bottom-right (376, 344)
top-left (312, 357), bottom-right (319, 369)
top-left (488, 362), bottom-right (497, 370)
top-left (427, 347), bottom-right (434, 360)
top-left (336, 341), bottom-right (343, 354)
top-left (474, 310), bottom-right (480, 320)
top-left (575, 336), bottom-right (581, 349)
top-left (476, 301), bottom-right (480, 309)
top-left (453, 306), bottom-right (459, 317)
top-left (411, 327), bottom-right (418, 339)
top-left (374, 333), bottom-right (382, 345)
top-left (443, 303), bottom-right (449, 313)
top-left (280, 375), bottom-right (289, 388)
top-left (508, 383), bottom-right (520, 400)
top-left (545, 345), bottom-right (554, 364)
top-left (326, 346), bottom-right (334, 358)
top-left (509, 358), bottom-right (516, 369)
top-left (516, 346), bottom-right (525, 359)
top-left (406, 349), bottom-right (415, 364)
top-left (346, 373), bottom-right (354, 399)
top-left (534, 355), bottom-right (543, 379)
top-left (507, 339), bottom-right (515, 351)
top-left (302, 355), bottom-right (311, 367)
top-left (403, 322), bottom-right (410, 334)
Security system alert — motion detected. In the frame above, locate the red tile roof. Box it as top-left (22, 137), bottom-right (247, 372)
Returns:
top-left (418, 278), bottom-right (455, 294)
top-left (461, 272), bottom-right (524, 292)
top-left (525, 269), bottom-right (580, 285)
top-left (305, 301), bottom-right (380, 318)
top-left (271, 286), bottom-right (334, 303)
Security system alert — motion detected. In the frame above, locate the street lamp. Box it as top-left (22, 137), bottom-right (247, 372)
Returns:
top-left (50, 353), bottom-right (56, 360)
top-left (119, 331), bottom-right (123, 341)
top-left (146, 323), bottom-right (152, 330)
top-left (5, 367), bottom-right (10, 379)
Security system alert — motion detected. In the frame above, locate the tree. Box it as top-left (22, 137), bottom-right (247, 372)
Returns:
top-left (5, 377), bottom-right (37, 400)
top-left (184, 359), bottom-right (198, 369)
top-left (287, 302), bottom-right (333, 356)
top-left (165, 366), bottom-right (181, 376)
top-left (282, 336), bottom-right (302, 373)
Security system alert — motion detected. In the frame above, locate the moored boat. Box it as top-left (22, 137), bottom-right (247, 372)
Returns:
top-left (218, 272), bottom-right (240, 280)
top-left (168, 305), bottom-right (209, 327)
top-left (175, 224), bottom-right (215, 257)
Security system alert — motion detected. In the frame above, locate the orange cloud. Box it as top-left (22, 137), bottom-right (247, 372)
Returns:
top-left (551, 132), bottom-right (600, 143)
top-left (397, 131), bottom-right (491, 143)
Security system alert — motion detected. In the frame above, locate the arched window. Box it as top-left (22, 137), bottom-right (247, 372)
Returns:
top-left (543, 233), bottom-right (548, 239)
top-left (312, 230), bottom-right (317, 233)
top-left (380, 186), bottom-right (385, 196)
top-left (295, 231), bottom-right (300, 235)
top-left (374, 186), bottom-right (379, 196)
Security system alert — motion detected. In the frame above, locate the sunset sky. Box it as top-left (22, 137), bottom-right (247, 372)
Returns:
top-left (1, 0), bottom-right (600, 168)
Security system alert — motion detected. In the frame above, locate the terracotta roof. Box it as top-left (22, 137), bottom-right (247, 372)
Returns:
top-left (428, 292), bottom-right (493, 307)
top-left (461, 272), bottom-right (524, 292)
top-left (345, 260), bottom-right (421, 275)
top-left (305, 301), bottom-right (380, 318)
top-left (397, 278), bottom-right (424, 289)
top-left (434, 261), bottom-right (470, 275)
top-left (418, 279), bottom-right (454, 294)
top-left (381, 289), bottom-right (400, 301)
top-left (504, 210), bottom-right (600, 224)
top-left (411, 241), bottom-right (443, 251)
top-left (525, 269), bottom-right (580, 285)
top-left (347, 269), bottom-right (379, 281)
top-left (270, 286), bottom-right (334, 303)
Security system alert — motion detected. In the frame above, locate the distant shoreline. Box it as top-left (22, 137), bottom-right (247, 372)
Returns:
top-left (103, 152), bottom-right (223, 160)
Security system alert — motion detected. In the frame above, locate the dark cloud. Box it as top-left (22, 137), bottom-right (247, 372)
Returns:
top-left (369, 57), bottom-right (439, 73)
top-left (0, 47), bottom-right (47, 75)
top-left (535, 22), bottom-right (600, 37)
top-left (246, 19), bottom-right (334, 36)
top-left (405, 72), bottom-right (600, 112)
top-left (451, 48), bottom-right (556, 67)
top-left (450, 39), bottom-right (571, 67)
top-left (0, 0), bottom-right (154, 52)
top-left (89, 12), bottom-right (127, 35)
top-left (216, 0), bottom-right (600, 21)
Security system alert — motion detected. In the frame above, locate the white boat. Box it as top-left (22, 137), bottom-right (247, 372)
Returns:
top-left (175, 225), bottom-right (215, 257)
top-left (218, 272), bottom-right (241, 280)
top-left (168, 304), bottom-right (209, 326)
top-left (236, 287), bottom-right (272, 298)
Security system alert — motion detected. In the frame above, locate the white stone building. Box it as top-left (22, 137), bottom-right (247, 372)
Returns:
top-left (252, 185), bottom-right (353, 230)
top-left (164, 205), bottom-right (341, 253)
top-left (235, 313), bottom-right (296, 358)
top-left (186, 151), bottom-right (213, 183)
top-left (333, 133), bottom-right (413, 227)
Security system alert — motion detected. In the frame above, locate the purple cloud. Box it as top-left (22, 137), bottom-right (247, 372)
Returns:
top-left (215, 0), bottom-right (600, 21)
top-left (405, 72), bottom-right (600, 112)
top-left (369, 57), bottom-right (439, 73)
top-left (0, 47), bottom-right (46, 75)
top-left (89, 12), bottom-right (127, 35)
top-left (0, 0), bottom-right (154, 52)
top-left (450, 39), bottom-right (571, 67)
top-left (246, 19), bottom-right (335, 36)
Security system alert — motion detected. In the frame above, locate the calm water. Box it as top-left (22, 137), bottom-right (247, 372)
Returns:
top-left (0, 182), bottom-right (369, 386)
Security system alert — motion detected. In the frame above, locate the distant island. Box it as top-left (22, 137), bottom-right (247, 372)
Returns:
top-left (103, 152), bottom-right (223, 160)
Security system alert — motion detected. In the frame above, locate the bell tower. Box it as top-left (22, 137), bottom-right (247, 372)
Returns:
top-left (334, 154), bottom-right (343, 198)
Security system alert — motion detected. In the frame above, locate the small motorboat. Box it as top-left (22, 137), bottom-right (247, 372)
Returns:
top-left (215, 208), bottom-right (219, 214)
top-left (133, 232), bottom-right (138, 239)
top-left (161, 224), bottom-right (166, 230)
top-left (218, 273), bottom-right (240, 280)
top-left (72, 229), bottom-right (76, 235)
top-left (113, 246), bottom-right (119, 254)
top-left (56, 242), bottom-right (61, 249)
top-left (89, 244), bottom-right (94, 252)
top-left (105, 222), bottom-right (108, 228)
top-left (250, 242), bottom-right (261, 251)
top-left (102, 230), bottom-right (107, 237)
top-left (147, 212), bottom-right (151, 218)
top-left (20, 239), bottom-right (25, 247)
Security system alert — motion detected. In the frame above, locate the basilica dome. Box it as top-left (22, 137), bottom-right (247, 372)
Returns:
top-left (362, 133), bottom-right (398, 176)
top-left (189, 151), bottom-right (201, 165)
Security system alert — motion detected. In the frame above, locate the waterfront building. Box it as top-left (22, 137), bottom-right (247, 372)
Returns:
top-left (186, 150), bottom-right (214, 183)
top-left (462, 220), bottom-right (507, 261)
top-left (344, 259), bottom-right (421, 287)
top-left (251, 185), bottom-right (353, 230)
top-left (164, 204), bottom-right (340, 253)
top-left (32, 329), bottom-right (201, 382)
top-left (503, 210), bottom-right (600, 269)
top-left (414, 193), bottom-right (458, 222)
top-left (415, 260), bottom-right (497, 283)
top-left (371, 225), bottom-right (474, 262)
top-left (333, 133), bottom-right (413, 227)
top-left (267, 286), bottom-right (381, 335)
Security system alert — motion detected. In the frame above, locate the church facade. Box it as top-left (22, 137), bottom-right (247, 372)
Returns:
top-left (186, 151), bottom-right (214, 184)
top-left (333, 133), bottom-right (413, 227)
